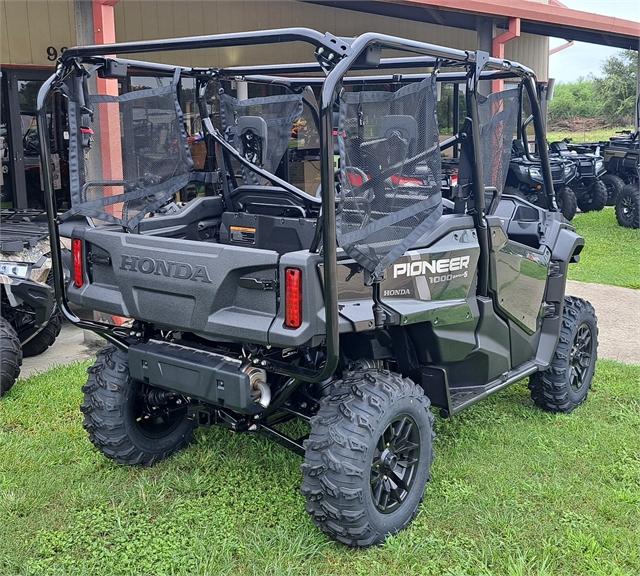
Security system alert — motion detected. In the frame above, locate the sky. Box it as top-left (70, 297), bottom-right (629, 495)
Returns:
top-left (548, 0), bottom-right (640, 83)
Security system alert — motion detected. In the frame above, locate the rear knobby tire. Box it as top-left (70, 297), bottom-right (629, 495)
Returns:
top-left (601, 173), bottom-right (625, 206)
top-left (529, 297), bottom-right (598, 413)
top-left (615, 184), bottom-right (640, 229)
top-left (0, 317), bottom-right (22, 397)
top-left (21, 311), bottom-right (63, 358)
top-left (81, 345), bottom-right (196, 466)
top-left (301, 369), bottom-right (435, 547)
top-left (556, 187), bottom-right (577, 220)
top-left (576, 179), bottom-right (607, 213)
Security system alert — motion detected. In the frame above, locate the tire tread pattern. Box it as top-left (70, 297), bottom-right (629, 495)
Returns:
top-left (21, 312), bottom-right (63, 358)
top-left (615, 184), bottom-right (640, 229)
top-left (601, 173), bottom-right (625, 206)
top-left (576, 179), bottom-right (607, 213)
top-left (557, 187), bottom-right (578, 221)
top-left (81, 345), bottom-right (195, 466)
top-left (301, 369), bottom-right (435, 547)
top-left (0, 317), bottom-right (22, 397)
top-left (528, 296), bottom-right (598, 413)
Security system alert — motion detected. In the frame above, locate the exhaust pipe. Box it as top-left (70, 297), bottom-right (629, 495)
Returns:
top-left (252, 379), bottom-right (271, 408)
top-left (243, 364), bottom-right (271, 408)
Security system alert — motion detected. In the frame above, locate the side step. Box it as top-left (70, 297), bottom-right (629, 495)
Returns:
top-left (445, 361), bottom-right (538, 417)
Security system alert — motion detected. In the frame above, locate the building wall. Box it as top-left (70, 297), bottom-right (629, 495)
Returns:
top-left (112, 0), bottom-right (481, 68)
top-left (0, 0), bottom-right (548, 79)
top-left (506, 33), bottom-right (549, 81)
top-left (1, 0), bottom-right (76, 66)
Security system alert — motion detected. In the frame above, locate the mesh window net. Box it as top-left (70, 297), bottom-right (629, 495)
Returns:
top-left (66, 72), bottom-right (193, 228)
top-left (477, 89), bottom-right (519, 194)
top-left (337, 76), bottom-right (443, 280)
top-left (218, 93), bottom-right (303, 186)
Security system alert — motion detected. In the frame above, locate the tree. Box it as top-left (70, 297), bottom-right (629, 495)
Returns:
top-left (593, 50), bottom-right (638, 123)
top-left (547, 77), bottom-right (601, 121)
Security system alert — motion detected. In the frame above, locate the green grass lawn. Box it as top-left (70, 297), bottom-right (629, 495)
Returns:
top-left (546, 126), bottom-right (635, 144)
top-left (568, 209), bottom-right (640, 289)
top-left (1, 359), bottom-right (639, 576)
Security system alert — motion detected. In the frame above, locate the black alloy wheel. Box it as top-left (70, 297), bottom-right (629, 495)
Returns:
top-left (132, 382), bottom-right (190, 439)
top-left (568, 322), bottom-right (595, 393)
top-left (370, 415), bottom-right (420, 514)
top-left (615, 184), bottom-right (640, 229)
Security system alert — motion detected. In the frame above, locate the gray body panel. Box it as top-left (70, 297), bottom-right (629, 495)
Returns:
top-left (489, 225), bottom-right (550, 334)
top-left (68, 228), bottom-right (279, 344)
top-left (66, 203), bottom-right (581, 378)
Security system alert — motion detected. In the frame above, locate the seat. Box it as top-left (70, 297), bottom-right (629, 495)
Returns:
top-left (229, 185), bottom-right (321, 218)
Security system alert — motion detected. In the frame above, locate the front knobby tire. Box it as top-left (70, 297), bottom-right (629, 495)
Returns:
top-left (556, 187), bottom-right (578, 220)
top-left (301, 369), bottom-right (435, 547)
top-left (0, 317), bottom-right (22, 397)
top-left (576, 179), bottom-right (607, 213)
top-left (529, 297), bottom-right (598, 413)
top-left (21, 311), bottom-right (63, 358)
top-left (81, 345), bottom-right (196, 466)
top-left (615, 184), bottom-right (640, 229)
top-left (601, 173), bottom-right (625, 206)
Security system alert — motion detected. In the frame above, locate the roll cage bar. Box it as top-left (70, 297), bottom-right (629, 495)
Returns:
top-left (37, 27), bottom-right (555, 384)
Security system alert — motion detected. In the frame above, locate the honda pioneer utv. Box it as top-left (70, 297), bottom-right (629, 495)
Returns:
top-left (38, 29), bottom-right (598, 547)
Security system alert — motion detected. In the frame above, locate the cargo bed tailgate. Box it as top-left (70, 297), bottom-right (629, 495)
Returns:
top-left (69, 228), bottom-right (279, 343)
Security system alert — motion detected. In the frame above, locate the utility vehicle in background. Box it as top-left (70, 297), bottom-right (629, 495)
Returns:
top-left (567, 130), bottom-right (640, 227)
top-left (0, 210), bottom-right (62, 396)
top-left (505, 144), bottom-right (578, 220)
top-left (548, 139), bottom-right (607, 213)
top-left (38, 29), bottom-right (598, 546)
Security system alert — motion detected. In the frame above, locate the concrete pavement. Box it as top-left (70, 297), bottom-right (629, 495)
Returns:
top-left (565, 280), bottom-right (639, 365)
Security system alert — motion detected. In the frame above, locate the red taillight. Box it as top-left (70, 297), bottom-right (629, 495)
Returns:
top-left (347, 172), bottom-right (365, 187)
top-left (390, 175), bottom-right (424, 187)
top-left (72, 238), bottom-right (84, 288)
top-left (284, 268), bottom-right (302, 329)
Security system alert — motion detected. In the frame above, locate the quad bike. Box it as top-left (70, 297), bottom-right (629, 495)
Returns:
top-left (0, 210), bottom-right (62, 397)
top-left (567, 131), bottom-right (639, 228)
top-left (548, 139), bottom-right (607, 213)
top-left (567, 130), bottom-right (639, 206)
top-left (506, 143), bottom-right (578, 220)
top-left (38, 29), bottom-right (598, 546)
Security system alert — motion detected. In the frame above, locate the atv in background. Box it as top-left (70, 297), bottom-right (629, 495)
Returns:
top-left (566, 131), bottom-right (639, 228)
top-left (567, 130), bottom-right (639, 206)
top-left (548, 139), bottom-right (607, 213)
top-left (0, 210), bottom-right (62, 397)
top-left (506, 140), bottom-right (578, 220)
top-left (38, 29), bottom-right (598, 546)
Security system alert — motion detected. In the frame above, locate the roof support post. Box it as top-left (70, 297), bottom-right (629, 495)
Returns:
top-left (92, 0), bottom-right (123, 217)
top-left (635, 53), bottom-right (640, 132)
top-left (492, 17), bottom-right (520, 93)
top-left (476, 17), bottom-right (493, 95)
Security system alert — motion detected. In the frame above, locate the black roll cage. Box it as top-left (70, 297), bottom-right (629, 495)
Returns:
top-left (37, 27), bottom-right (555, 384)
